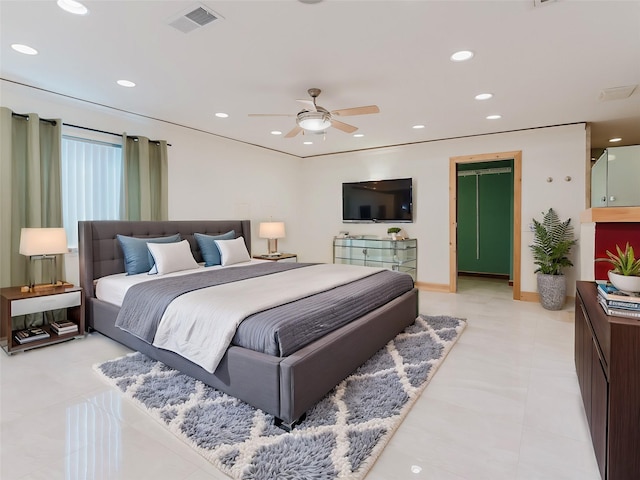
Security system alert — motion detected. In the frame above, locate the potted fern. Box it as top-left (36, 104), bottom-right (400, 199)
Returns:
top-left (529, 208), bottom-right (577, 310)
top-left (596, 242), bottom-right (640, 293)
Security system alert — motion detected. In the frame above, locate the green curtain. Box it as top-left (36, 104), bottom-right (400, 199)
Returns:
top-left (0, 107), bottom-right (63, 289)
top-left (122, 135), bottom-right (168, 221)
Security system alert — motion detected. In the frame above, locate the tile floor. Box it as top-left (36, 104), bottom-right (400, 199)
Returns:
top-left (1, 277), bottom-right (601, 479)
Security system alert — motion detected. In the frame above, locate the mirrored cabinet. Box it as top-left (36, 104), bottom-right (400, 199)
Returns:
top-left (333, 237), bottom-right (417, 280)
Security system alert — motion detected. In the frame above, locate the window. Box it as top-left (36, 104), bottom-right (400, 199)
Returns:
top-left (61, 136), bottom-right (123, 248)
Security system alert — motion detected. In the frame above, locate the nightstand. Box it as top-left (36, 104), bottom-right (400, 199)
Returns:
top-left (1, 285), bottom-right (85, 354)
top-left (253, 253), bottom-right (298, 263)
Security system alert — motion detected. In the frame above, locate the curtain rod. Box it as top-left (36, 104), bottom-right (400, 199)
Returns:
top-left (11, 113), bottom-right (171, 146)
top-left (11, 112), bottom-right (57, 125)
top-left (65, 123), bottom-right (172, 146)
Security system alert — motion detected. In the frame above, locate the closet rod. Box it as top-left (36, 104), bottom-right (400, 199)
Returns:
top-left (457, 167), bottom-right (511, 177)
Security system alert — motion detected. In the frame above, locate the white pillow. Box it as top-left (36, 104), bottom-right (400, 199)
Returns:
top-left (214, 237), bottom-right (251, 266)
top-left (147, 240), bottom-right (199, 275)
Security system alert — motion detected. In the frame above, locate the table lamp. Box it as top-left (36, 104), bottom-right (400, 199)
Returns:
top-left (19, 227), bottom-right (68, 290)
top-left (259, 222), bottom-right (285, 256)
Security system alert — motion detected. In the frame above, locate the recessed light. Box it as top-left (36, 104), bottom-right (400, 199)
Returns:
top-left (11, 44), bottom-right (38, 55)
top-left (450, 50), bottom-right (474, 62)
top-left (475, 93), bottom-right (493, 100)
top-left (486, 114), bottom-right (502, 120)
top-left (117, 80), bottom-right (136, 88)
top-left (411, 465), bottom-right (423, 474)
top-left (412, 124), bottom-right (425, 129)
top-left (57, 0), bottom-right (88, 15)
top-left (271, 131), bottom-right (282, 135)
top-left (353, 133), bottom-right (364, 138)
top-left (215, 112), bottom-right (229, 118)
top-left (303, 141), bottom-right (313, 145)
top-left (609, 137), bottom-right (622, 142)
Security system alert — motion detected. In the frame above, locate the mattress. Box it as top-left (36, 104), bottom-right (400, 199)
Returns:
top-left (95, 259), bottom-right (268, 306)
top-left (98, 262), bottom-right (415, 359)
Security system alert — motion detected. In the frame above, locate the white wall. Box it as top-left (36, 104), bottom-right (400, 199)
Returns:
top-left (298, 124), bottom-right (588, 294)
top-left (2, 81), bottom-right (588, 295)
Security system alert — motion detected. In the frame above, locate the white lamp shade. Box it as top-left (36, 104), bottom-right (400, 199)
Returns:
top-left (259, 222), bottom-right (286, 239)
top-left (19, 228), bottom-right (68, 256)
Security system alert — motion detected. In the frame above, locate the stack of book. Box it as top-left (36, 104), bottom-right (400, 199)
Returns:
top-left (597, 283), bottom-right (640, 319)
top-left (50, 321), bottom-right (79, 335)
top-left (14, 327), bottom-right (50, 344)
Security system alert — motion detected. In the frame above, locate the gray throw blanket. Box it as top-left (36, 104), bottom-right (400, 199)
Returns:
top-left (115, 262), bottom-right (312, 342)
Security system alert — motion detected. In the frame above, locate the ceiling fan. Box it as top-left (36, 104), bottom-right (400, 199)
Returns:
top-left (249, 88), bottom-right (380, 138)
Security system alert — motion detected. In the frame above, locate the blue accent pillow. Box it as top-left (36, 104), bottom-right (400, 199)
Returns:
top-left (117, 233), bottom-right (181, 275)
top-left (194, 231), bottom-right (235, 267)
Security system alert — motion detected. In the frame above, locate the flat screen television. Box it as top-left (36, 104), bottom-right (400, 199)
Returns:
top-left (342, 178), bottom-right (413, 223)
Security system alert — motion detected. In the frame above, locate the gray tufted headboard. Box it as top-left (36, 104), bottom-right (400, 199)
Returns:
top-left (78, 220), bottom-right (251, 303)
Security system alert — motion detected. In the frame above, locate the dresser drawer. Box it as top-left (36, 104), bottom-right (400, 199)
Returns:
top-left (11, 291), bottom-right (82, 316)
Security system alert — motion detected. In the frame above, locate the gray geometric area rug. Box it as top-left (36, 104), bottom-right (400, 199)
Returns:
top-left (94, 314), bottom-right (466, 480)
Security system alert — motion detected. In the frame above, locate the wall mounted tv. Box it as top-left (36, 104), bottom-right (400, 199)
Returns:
top-left (342, 178), bottom-right (413, 223)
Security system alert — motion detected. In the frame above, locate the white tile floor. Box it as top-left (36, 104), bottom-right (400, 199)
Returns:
top-left (1, 277), bottom-right (601, 480)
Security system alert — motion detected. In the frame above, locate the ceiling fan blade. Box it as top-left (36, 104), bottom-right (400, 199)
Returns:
top-left (331, 119), bottom-right (358, 134)
top-left (284, 125), bottom-right (303, 138)
top-left (248, 113), bottom-right (295, 117)
top-left (296, 99), bottom-right (316, 112)
top-left (331, 105), bottom-right (380, 117)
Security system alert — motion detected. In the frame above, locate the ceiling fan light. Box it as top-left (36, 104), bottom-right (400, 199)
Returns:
top-left (297, 111), bottom-right (331, 131)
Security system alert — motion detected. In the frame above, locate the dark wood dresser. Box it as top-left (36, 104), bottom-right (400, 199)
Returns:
top-left (574, 281), bottom-right (640, 480)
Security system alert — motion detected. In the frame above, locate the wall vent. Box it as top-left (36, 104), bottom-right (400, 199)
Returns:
top-left (167, 4), bottom-right (223, 33)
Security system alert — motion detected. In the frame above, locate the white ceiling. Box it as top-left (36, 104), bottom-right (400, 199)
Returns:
top-left (1, 0), bottom-right (639, 158)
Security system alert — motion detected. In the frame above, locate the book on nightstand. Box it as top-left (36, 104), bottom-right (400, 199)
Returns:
top-left (50, 321), bottom-right (78, 335)
top-left (14, 327), bottom-right (51, 344)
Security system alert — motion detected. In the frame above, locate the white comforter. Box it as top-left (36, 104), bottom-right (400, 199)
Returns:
top-left (151, 263), bottom-right (382, 373)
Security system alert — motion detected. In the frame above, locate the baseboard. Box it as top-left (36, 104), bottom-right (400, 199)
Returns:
top-left (520, 291), bottom-right (539, 302)
top-left (520, 291), bottom-right (575, 305)
top-left (415, 282), bottom-right (450, 293)
top-left (458, 272), bottom-right (510, 280)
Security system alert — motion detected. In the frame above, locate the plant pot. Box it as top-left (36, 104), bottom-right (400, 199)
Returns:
top-left (537, 273), bottom-right (567, 310)
top-left (390, 233), bottom-right (397, 240)
top-left (608, 271), bottom-right (640, 294)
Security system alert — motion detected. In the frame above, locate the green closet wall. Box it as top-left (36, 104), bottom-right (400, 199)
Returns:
top-left (457, 160), bottom-right (513, 277)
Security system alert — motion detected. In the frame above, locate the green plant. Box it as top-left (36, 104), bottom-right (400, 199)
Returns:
top-left (529, 208), bottom-right (577, 275)
top-left (387, 227), bottom-right (401, 234)
top-left (596, 242), bottom-right (640, 276)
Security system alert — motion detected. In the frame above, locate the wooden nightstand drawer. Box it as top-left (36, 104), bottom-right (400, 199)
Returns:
top-left (10, 291), bottom-right (82, 316)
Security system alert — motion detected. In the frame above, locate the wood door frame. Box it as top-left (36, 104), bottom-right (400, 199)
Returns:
top-left (449, 151), bottom-right (522, 299)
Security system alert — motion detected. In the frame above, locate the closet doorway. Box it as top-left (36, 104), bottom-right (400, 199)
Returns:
top-left (449, 151), bottom-right (522, 300)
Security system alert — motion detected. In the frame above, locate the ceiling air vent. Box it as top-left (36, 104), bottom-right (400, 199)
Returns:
top-left (599, 85), bottom-right (637, 101)
top-left (167, 4), bottom-right (223, 34)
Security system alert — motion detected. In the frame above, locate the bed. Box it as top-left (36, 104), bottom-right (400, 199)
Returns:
top-left (79, 220), bottom-right (418, 429)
